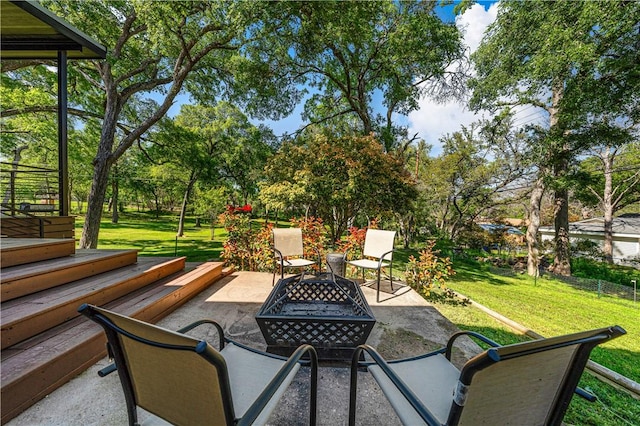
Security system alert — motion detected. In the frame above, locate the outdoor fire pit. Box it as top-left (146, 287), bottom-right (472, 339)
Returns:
top-left (256, 272), bottom-right (376, 361)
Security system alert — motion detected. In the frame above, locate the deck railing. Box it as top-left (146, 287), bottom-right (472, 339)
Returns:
top-left (1, 162), bottom-right (59, 217)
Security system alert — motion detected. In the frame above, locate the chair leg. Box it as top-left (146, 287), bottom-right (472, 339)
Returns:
top-left (389, 262), bottom-right (394, 291)
top-left (376, 268), bottom-right (381, 303)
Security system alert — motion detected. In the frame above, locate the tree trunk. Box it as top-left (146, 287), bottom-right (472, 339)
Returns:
top-left (177, 174), bottom-right (197, 237)
top-left (601, 147), bottom-right (614, 263)
top-left (111, 166), bottom-right (119, 224)
top-left (549, 81), bottom-right (571, 276)
top-left (552, 184), bottom-right (571, 275)
top-left (79, 155), bottom-right (112, 248)
top-left (526, 176), bottom-right (545, 277)
top-left (79, 81), bottom-right (119, 249)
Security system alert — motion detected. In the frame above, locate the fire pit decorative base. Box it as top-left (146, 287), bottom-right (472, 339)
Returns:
top-left (256, 272), bottom-right (376, 361)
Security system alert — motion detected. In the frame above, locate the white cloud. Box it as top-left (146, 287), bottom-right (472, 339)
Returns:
top-left (408, 2), bottom-right (499, 156)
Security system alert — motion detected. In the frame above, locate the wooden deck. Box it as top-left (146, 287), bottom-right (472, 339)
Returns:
top-left (0, 238), bottom-right (229, 424)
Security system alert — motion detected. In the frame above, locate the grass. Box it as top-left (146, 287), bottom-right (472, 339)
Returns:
top-left (75, 212), bottom-right (226, 262)
top-left (434, 258), bottom-right (640, 426)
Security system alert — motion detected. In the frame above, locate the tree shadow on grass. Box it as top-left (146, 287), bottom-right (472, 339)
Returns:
top-left (451, 260), bottom-right (514, 286)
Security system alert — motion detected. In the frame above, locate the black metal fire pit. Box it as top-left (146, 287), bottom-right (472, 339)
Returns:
top-left (256, 272), bottom-right (376, 361)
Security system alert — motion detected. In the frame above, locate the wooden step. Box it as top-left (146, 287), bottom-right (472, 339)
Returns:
top-left (0, 238), bottom-right (75, 268)
top-left (0, 257), bottom-right (186, 350)
top-left (0, 261), bottom-right (224, 425)
top-left (1, 249), bottom-right (139, 301)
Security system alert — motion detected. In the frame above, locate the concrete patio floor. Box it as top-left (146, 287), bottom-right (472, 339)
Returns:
top-left (8, 271), bottom-right (483, 426)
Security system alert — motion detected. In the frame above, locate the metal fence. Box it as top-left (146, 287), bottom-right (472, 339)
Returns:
top-left (1, 162), bottom-right (59, 215)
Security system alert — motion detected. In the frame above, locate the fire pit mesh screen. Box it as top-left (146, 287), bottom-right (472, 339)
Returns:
top-left (256, 273), bottom-right (375, 357)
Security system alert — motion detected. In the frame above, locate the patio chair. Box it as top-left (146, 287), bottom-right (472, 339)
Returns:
top-left (349, 326), bottom-right (626, 426)
top-left (345, 229), bottom-right (396, 302)
top-left (272, 227), bottom-right (320, 285)
top-left (78, 304), bottom-right (318, 426)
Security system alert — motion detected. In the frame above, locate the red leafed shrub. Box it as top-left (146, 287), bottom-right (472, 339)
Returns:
top-left (219, 210), bottom-right (272, 272)
top-left (336, 219), bottom-right (379, 261)
top-left (221, 213), bottom-right (329, 273)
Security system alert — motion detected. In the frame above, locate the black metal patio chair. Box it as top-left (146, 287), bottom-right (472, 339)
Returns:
top-left (349, 326), bottom-right (626, 426)
top-left (79, 304), bottom-right (318, 426)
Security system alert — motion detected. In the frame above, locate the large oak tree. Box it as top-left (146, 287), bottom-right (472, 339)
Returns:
top-left (469, 0), bottom-right (640, 275)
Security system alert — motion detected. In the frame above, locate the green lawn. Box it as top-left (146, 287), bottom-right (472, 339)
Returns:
top-left (434, 259), bottom-right (640, 426)
top-left (76, 213), bottom-right (226, 262)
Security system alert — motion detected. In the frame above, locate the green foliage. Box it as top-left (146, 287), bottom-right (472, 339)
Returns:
top-left (219, 210), bottom-right (273, 272)
top-left (405, 240), bottom-right (463, 305)
top-left (571, 258), bottom-right (640, 288)
top-left (239, 1), bottom-right (465, 150)
top-left (260, 133), bottom-right (416, 241)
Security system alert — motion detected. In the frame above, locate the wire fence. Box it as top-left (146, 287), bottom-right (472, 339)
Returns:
top-left (550, 274), bottom-right (637, 304)
top-left (487, 266), bottom-right (638, 304)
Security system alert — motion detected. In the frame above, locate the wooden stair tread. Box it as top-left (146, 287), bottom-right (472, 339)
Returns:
top-left (1, 249), bottom-right (136, 282)
top-left (1, 249), bottom-right (139, 301)
top-left (0, 257), bottom-right (187, 349)
top-left (0, 262), bottom-right (224, 424)
top-left (0, 238), bottom-right (75, 268)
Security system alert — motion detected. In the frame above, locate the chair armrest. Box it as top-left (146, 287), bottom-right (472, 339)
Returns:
top-left (349, 344), bottom-right (441, 426)
top-left (238, 344), bottom-right (318, 426)
top-left (445, 330), bottom-right (501, 360)
top-left (377, 249), bottom-right (395, 268)
top-left (178, 319), bottom-right (226, 350)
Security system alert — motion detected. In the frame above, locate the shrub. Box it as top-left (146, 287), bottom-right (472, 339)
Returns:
top-left (219, 211), bottom-right (272, 272)
top-left (221, 213), bottom-right (329, 273)
top-left (405, 240), bottom-right (466, 305)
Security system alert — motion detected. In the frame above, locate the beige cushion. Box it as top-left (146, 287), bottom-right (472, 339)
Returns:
top-left (347, 259), bottom-right (389, 270)
top-left (222, 343), bottom-right (300, 425)
top-left (369, 353), bottom-right (459, 425)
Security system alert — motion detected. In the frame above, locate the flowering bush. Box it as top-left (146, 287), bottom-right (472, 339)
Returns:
top-left (405, 240), bottom-right (466, 305)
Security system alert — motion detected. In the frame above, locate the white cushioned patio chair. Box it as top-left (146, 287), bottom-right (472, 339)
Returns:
top-left (349, 326), bottom-right (626, 426)
top-left (79, 304), bottom-right (318, 426)
top-left (345, 229), bottom-right (396, 302)
top-left (272, 227), bottom-right (319, 285)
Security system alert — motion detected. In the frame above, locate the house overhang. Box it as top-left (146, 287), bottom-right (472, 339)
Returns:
top-left (1, 0), bottom-right (106, 60)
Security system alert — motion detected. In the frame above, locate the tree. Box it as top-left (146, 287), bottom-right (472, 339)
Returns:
top-left (16, 1), bottom-right (254, 248)
top-left (469, 0), bottom-right (640, 275)
top-left (152, 102), bottom-right (272, 237)
top-left (260, 133), bottom-right (416, 242)
top-left (239, 1), bottom-right (466, 151)
top-left (575, 141), bottom-right (640, 262)
top-left (423, 117), bottom-right (530, 242)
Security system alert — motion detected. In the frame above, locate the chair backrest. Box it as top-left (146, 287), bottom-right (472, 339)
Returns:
top-left (450, 326), bottom-right (626, 426)
top-left (79, 304), bottom-right (234, 426)
top-left (363, 229), bottom-right (396, 260)
top-left (273, 228), bottom-right (304, 258)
